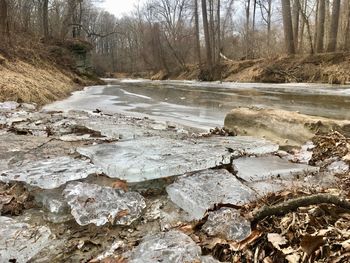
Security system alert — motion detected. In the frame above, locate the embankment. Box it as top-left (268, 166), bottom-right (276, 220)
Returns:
top-left (0, 39), bottom-right (103, 105)
top-left (148, 52), bottom-right (350, 84)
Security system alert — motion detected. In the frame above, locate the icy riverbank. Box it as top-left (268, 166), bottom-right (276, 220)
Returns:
top-left (0, 101), bottom-right (347, 262)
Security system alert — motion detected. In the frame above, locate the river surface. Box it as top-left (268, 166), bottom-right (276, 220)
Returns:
top-left (45, 79), bottom-right (350, 130)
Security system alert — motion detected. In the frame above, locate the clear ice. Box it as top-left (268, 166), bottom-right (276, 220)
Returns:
top-left (63, 182), bottom-right (146, 226)
top-left (78, 136), bottom-right (278, 182)
top-left (166, 169), bottom-right (256, 220)
top-left (0, 156), bottom-right (101, 189)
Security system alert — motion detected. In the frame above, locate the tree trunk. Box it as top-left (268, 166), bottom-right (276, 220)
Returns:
top-left (245, 0), bottom-right (251, 57)
top-left (281, 0), bottom-right (295, 54)
top-left (0, 0), bottom-right (8, 38)
top-left (316, 0), bottom-right (325, 53)
top-left (43, 0), bottom-right (49, 39)
top-left (217, 0), bottom-right (221, 62)
top-left (61, 0), bottom-right (76, 39)
top-left (194, 0), bottom-right (201, 65)
top-left (292, 0), bottom-right (300, 52)
top-left (327, 0), bottom-right (341, 52)
top-left (251, 0), bottom-right (256, 57)
top-left (201, 0), bottom-right (213, 69)
top-left (209, 0), bottom-right (215, 64)
top-left (345, 0), bottom-right (350, 50)
top-left (296, 0), bottom-right (314, 53)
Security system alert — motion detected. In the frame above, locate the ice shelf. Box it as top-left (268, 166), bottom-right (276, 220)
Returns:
top-left (78, 136), bottom-right (278, 182)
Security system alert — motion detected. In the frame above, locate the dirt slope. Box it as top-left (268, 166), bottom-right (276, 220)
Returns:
top-left (0, 40), bottom-right (102, 105)
top-left (150, 52), bottom-right (350, 84)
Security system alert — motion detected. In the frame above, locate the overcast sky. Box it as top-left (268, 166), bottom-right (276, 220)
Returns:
top-left (98, 0), bottom-right (144, 18)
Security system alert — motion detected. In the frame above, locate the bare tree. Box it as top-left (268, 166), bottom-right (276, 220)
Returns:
top-left (316, 0), bottom-right (325, 52)
top-left (0, 0), bottom-right (8, 38)
top-left (281, 0), bottom-right (295, 54)
top-left (292, 0), bottom-right (300, 51)
top-left (194, 0), bottom-right (201, 64)
top-left (327, 0), bottom-right (341, 52)
top-left (201, 0), bottom-right (213, 68)
top-left (43, 0), bottom-right (49, 39)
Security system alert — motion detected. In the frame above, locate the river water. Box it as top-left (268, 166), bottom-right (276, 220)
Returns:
top-left (45, 79), bottom-right (350, 130)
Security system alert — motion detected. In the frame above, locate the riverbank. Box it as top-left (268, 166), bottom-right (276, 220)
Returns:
top-left (0, 39), bottom-right (103, 105)
top-left (120, 52), bottom-right (350, 84)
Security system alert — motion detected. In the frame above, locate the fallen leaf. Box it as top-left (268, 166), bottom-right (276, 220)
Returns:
top-left (286, 253), bottom-right (301, 263)
top-left (111, 180), bottom-right (128, 192)
top-left (116, 209), bottom-right (129, 219)
top-left (177, 224), bottom-right (194, 235)
top-left (300, 235), bottom-right (324, 256)
top-left (267, 233), bottom-right (288, 250)
top-left (234, 230), bottom-right (263, 251)
top-left (341, 239), bottom-right (350, 252)
top-left (263, 256), bottom-right (273, 263)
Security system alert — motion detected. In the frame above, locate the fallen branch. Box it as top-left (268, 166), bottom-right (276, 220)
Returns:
top-left (252, 194), bottom-right (350, 224)
top-left (220, 52), bottom-right (234, 62)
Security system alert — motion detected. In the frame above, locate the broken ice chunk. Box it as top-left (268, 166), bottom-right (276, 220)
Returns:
top-left (77, 136), bottom-right (232, 182)
top-left (166, 169), bottom-right (256, 220)
top-left (327, 160), bottom-right (349, 175)
top-left (63, 182), bottom-right (146, 226)
top-left (35, 190), bottom-right (72, 223)
top-left (233, 156), bottom-right (319, 182)
top-left (206, 136), bottom-right (279, 156)
top-left (0, 216), bottom-right (52, 263)
top-left (200, 256), bottom-right (223, 263)
top-left (203, 208), bottom-right (251, 242)
top-left (0, 101), bottom-right (19, 111)
top-left (0, 157), bottom-right (101, 189)
top-left (128, 230), bottom-right (202, 263)
top-left (78, 136), bottom-right (278, 183)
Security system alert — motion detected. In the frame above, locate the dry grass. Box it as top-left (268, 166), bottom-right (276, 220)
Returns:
top-left (0, 57), bottom-right (79, 105)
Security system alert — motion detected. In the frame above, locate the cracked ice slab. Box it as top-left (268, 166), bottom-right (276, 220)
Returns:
top-left (166, 169), bottom-right (256, 220)
top-left (0, 216), bottom-right (52, 263)
top-left (63, 182), bottom-right (146, 226)
top-left (127, 230), bottom-right (206, 263)
top-left (77, 136), bottom-right (278, 182)
top-left (232, 156), bottom-right (319, 182)
top-left (0, 156), bottom-right (101, 189)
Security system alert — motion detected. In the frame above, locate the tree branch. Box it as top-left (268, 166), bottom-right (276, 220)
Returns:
top-left (252, 194), bottom-right (350, 224)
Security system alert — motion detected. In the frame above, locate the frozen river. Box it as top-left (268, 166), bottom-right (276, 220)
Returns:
top-left (45, 79), bottom-right (350, 130)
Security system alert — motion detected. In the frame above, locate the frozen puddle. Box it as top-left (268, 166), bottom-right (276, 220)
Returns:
top-left (0, 157), bottom-right (101, 189)
top-left (78, 136), bottom-right (278, 182)
top-left (232, 156), bottom-right (319, 182)
top-left (63, 182), bottom-right (146, 226)
top-left (166, 169), bottom-right (256, 220)
top-left (0, 216), bottom-right (52, 263)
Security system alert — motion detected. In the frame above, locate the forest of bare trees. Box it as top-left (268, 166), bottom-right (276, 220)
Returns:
top-left (1, 0), bottom-right (350, 77)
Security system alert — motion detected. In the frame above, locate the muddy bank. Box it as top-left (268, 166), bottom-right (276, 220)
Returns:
top-left (0, 40), bottom-right (103, 105)
top-left (224, 107), bottom-right (350, 146)
top-left (145, 52), bottom-right (350, 84)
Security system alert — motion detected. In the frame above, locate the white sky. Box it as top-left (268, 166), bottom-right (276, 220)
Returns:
top-left (98, 0), bottom-right (144, 18)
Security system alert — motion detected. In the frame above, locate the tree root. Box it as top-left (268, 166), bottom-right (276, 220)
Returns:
top-left (252, 193), bottom-right (350, 224)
